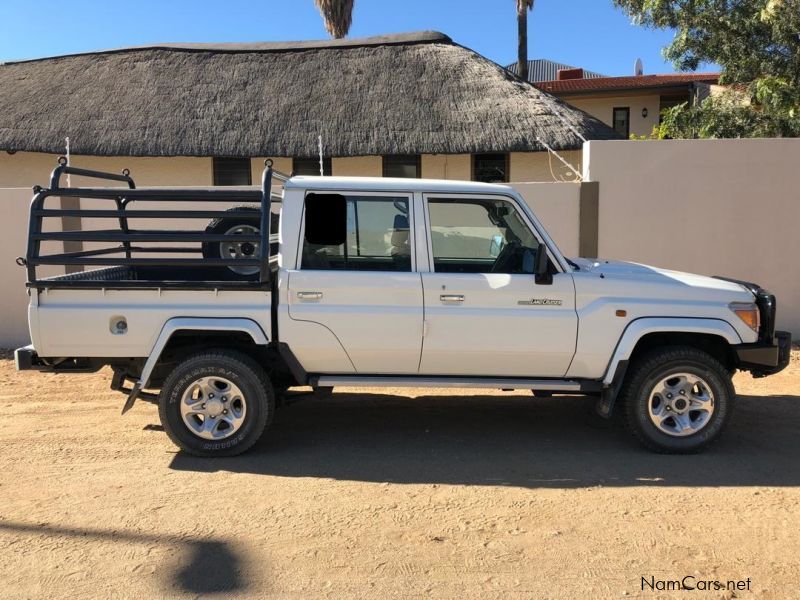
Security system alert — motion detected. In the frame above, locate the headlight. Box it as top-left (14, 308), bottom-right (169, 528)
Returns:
top-left (730, 302), bottom-right (760, 333)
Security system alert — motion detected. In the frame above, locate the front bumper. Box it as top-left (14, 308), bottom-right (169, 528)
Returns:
top-left (714, 276), bottom-right (791, 377)
top-left (735, 330), bottom-right (792, 377)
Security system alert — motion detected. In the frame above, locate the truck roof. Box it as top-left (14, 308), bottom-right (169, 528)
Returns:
top-left (284, 176), bottom-right (515, 195)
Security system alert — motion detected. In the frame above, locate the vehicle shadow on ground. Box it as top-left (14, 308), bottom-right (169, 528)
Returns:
top-left (169, 392), bottom-right (800, 488)
top-left (0, 521), bottom-right (250, 595)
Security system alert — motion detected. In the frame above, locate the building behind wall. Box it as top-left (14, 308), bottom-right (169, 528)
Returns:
top-left (508, 59), bottom-right (719, 139)
top-left (0, 32), bottom-right (620, 188)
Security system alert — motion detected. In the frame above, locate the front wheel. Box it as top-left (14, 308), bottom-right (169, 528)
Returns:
top-left (158, 350), bottom-right (274, 457)
top-left (622, 346), bottom-right (734, 454)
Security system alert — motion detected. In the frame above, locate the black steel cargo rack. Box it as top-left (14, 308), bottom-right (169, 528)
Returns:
top-left (21, 158), bottom-right (287, 291)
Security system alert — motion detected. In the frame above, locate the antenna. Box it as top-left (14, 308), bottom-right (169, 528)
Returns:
top-left (65, 136), bottom-right (71, 187)
top-left (634, 58), bottom-right (644, 76)
top-left (318, 135), bottom-right (324, 176)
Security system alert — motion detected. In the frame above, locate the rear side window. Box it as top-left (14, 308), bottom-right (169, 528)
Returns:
top-left (302, 194), bottom-right (412, 271)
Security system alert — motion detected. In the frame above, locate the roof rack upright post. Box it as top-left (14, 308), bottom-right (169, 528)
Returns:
top-left (259, 160), bottom-right (274, 283)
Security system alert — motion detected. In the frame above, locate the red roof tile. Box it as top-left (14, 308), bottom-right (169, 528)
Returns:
top-left (536, 73), bottom-right (720, 94)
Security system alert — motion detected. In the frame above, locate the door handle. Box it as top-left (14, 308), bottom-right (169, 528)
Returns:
top-left (440, 294), bottom-right (464, 303)
top-left (297, 291), bottom-right (323, 300)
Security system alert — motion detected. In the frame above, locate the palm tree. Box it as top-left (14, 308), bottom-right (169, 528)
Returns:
top-left (517, 0), bottom-right (534, 81)
top-left (314, 0), bottom-right (355, 39)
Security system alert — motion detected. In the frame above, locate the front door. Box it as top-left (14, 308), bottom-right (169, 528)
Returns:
top-left (287, 192), bottom-right (423, 374)
top-left (419, 195), bottom-right (577, 377)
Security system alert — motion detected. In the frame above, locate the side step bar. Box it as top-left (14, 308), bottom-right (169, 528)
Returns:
top-left (311, 376), bottom-right (601, 393)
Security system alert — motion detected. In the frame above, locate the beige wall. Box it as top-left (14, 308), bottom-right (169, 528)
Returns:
top-left (0, 189), bottom-right (53, 347)
top-left (510, 151), bottom-right (583, 182)
top-left (0, 152), bottom-right (213, 187)
top-left (420, 154), bottom-right (471, 180)
top-left (331, 156), bottom-right (383, 177)
top-left (512, 183), bottom-right (581, 257)
top-left (568, 94), bottom-right (661, 138)
top-left (584, 138), bottom-right (800, 333)
top-left (1, 151), bottom-right (585, 190)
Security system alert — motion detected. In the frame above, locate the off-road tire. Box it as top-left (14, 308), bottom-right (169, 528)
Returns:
top-left (158, 350), bottom-right (274, 457)
top-left (622, 346), bottom-right (734, 454)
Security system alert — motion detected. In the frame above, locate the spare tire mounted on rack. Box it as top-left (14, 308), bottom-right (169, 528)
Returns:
top-left (202, 206), bottom-right (262, 277)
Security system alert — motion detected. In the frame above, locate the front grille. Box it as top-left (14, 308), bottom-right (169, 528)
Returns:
top-left (755, 289), bottom-right (777, 342)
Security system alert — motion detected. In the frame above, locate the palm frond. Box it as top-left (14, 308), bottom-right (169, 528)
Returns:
top-left (314, 0), bottom-right (355, 39)
top-left (516, 0), bottom-right (534, 16)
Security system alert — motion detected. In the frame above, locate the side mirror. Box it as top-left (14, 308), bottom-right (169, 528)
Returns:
top-left (534, 243), bottom-right (553, 285)
top-left (489, 234), bottom-right (504, 258)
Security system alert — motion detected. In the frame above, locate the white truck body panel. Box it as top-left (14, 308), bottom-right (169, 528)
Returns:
top-left (419, 271), bottom-right (577, 376)
top-left (25, 175), bottom-right (765, 386)
top-left (286, 270), bottom-right (424, 373)
top-left (31, 288), bottom-right (271, 357)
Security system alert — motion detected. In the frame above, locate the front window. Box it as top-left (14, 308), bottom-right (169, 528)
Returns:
top-left (472, 153), bottom-right (508, 183)
top-left (302, 194), bottom-right (411, 272)
top-left (427, 197), bottom-right (542, 274)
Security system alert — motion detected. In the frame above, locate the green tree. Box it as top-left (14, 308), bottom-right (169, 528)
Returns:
top-left (613, 0), bottom-right (800, 137)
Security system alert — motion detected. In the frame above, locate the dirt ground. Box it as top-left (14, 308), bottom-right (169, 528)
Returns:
top-left (1, 351), bottom-right (799, 600)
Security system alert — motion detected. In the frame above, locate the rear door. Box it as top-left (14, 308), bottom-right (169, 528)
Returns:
top-left (419, 194), bottom-right (577, 377)
top-left (286, 191), bottom-right (423, 374)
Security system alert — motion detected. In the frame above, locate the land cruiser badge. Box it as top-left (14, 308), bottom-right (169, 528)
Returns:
top-left (517, 298), bottom-right (563, 306)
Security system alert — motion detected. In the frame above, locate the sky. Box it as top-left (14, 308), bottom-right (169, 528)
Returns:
top-left (0, 0), bottom-right (713, 76)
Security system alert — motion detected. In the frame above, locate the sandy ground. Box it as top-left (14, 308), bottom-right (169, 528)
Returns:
top-left (1, 352), bottom-right (799, 599)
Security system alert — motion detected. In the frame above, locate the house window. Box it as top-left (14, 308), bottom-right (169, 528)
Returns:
top-left (613, 107), bottom-right (630, 138)
top-left (213, 157), bottom-right (252, 186)
top-left (294, 156), bottom-right (332, 176)
top-left (472, 153), bottom-right (508, 183)
top-left (383, 155), bottom-right (421, 178)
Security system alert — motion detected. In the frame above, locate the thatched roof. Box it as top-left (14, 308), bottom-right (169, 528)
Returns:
top-left (0, 31), bottom-right (620, 158)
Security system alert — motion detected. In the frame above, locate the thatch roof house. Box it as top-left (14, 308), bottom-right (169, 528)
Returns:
top-left (0, 31), bottom-right (620, 186)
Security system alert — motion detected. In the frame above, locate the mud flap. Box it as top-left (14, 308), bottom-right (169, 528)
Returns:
top-left (596, 360), bottom-right (629, 418)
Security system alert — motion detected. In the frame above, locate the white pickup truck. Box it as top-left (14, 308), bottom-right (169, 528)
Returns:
top-left (16, 159), bottom-right (791, 456)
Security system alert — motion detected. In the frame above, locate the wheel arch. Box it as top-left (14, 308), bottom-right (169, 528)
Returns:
top-left (139, 317), bottom-right (269, 389)
top-left (603, 318), bottom-right (742, 386)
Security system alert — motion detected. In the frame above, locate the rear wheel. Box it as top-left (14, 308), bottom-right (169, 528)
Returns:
top-left (622, 346), bottom-right (734, 454)
top-left (158, 350), bottom-right (274, 457)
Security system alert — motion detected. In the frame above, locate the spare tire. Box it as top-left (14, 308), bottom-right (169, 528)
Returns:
top-left (202, 206), bottom-right (262, 277)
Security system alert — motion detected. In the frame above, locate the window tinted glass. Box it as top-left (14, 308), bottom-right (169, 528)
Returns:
top-left (428, 198), bottom-right (541, 274)
top-left (383, 155), bottom-right (420, 178)
top-left (613, 107), bottom-right (630, 137)
top-left (302, 195), bottom-right (411, 271)
top-left (294, 157), bottom-right (333, 176)
top-left (472, 153), bottom-right (508, 183)
top-left (213, 157), bottom-right (252, 186)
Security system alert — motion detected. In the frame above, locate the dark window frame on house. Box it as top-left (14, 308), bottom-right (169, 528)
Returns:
top-left (293, 156), bottom-right (333, 176)
top-left (612, 107), bottom-right (630, 138)
top-left (382, 155), bottom-right (421, 178)
top-left (212, 157), bottom-right (252, 186)
top-left (472, 153), bottom-right (509, 183)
